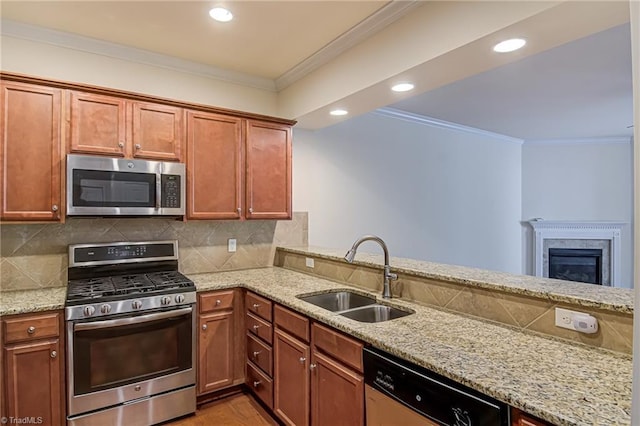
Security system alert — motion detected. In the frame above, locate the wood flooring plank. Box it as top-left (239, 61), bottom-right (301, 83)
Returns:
top-left (170, 393), bottom-right (277, 426)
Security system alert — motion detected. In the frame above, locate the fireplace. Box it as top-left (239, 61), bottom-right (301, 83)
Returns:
top-left (548, 248), bottom-right (603, 284)
top-left (528, 220), bottom-right (625, 287)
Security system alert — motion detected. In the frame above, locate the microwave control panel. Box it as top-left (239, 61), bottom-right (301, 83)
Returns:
top-left (161, 175), bottom-right (181, 208)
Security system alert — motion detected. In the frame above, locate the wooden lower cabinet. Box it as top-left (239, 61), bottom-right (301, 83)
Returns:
top-left (274, 328), bottom-right (310, 426)
top-left (1, 311), bottom-right (65, 426)
top-left (197, 289), bottom-right (244, 396)
top-left (511, 408), bottom-right (553, 426)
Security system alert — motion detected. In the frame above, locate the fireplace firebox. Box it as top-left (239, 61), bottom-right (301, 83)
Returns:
top-left (548, 248), bottom-right (603, 285)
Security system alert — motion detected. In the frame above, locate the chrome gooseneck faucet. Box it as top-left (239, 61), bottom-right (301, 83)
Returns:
top-left (344, 235), bottom-right (398, 299)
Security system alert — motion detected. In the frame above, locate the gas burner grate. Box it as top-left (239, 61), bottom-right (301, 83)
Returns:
top-left (67, 278), bottom-right (117, 300)
top-left (112, 274), bottom-right (155, 293)
top-left (147, 271), bottom-right (193, 290)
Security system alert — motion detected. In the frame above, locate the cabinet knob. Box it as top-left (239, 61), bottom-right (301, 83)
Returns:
top-left (135, 144), bottom-right (141, 149)
top-left (237, 207), bottom-right (242, 214)
top-left (249, 207), bottom-right (254, 214)
top-left (215, 299), bottom-right (221, 306)
top-left (252, 303), bottom-right (260, 309)
top-left (202, 324), bottom-right (208, 330)
top-left (309, 363), bottom-right (317, 370)
top-left (252, 324), bottom-right (260, 331)
top-left (50, 351), bottom-right (57, 358)
top-left (253, 380), bottom-right (261, 388)
top-left (299, 357), bottom-right (306, 364)
top-left (252, 351), bottom-right (261, 358)
top-left (118, 142), bottom-right (125, 148)
top-left (52, 205), bottom-right (58, 212)
top-left (27, 326), bottom-right (36, 334)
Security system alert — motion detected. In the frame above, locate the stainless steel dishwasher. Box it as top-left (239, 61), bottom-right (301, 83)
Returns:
top-left (364, 347), bottom-right (510, 426)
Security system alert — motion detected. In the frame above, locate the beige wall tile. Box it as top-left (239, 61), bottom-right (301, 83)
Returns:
top-left (446, 287), bottom-right (519, 327)
top-left (1, 259), bottom-right (39, 290)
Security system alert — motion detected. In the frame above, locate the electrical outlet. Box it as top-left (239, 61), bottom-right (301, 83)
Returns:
top-left (554, 307), bottom-right (598, 334)
top-left (227, 238), bottom-right (237, 253)
top-left (305, 257), bottom-right (314, 268)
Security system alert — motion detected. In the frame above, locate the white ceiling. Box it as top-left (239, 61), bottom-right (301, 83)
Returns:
top-left (0, 1), bottom-right (633, 139)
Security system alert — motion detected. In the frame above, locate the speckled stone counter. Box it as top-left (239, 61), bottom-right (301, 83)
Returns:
top-left (0, 286), bottom-right (66, 316)
top-left (191, 267), bottom-right (632, 426)
top-left (279, 246), bottom-right (634, 314)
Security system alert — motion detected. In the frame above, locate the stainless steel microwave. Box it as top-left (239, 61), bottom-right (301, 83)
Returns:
top-left (66, 154), bottom-right (186, 216)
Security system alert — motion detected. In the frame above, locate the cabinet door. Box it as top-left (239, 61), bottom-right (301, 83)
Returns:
top-left (311, 351), bottom-right (364, 426)
top-left (4, 339), bottom-right (62, 426)
top-left (69, 91), bottom-right (127, 156)
top-left (198, 311), bottom-right (234, 395)
top-left (245, 120), bottom-right (291, 220)
top-left (274, 329), bottom-right (310, 426)
top-left (1, 82), bottom-right (62, 221)
top-left (132, 102), bottom-right (183, 161)
top-left (186, 111), bottom-right (243, 219)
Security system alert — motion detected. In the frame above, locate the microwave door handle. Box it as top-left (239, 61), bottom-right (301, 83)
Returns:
top-left (156, 170), bottom-right (162, 210)
top-left (74, 307), bottom-right (192, 331)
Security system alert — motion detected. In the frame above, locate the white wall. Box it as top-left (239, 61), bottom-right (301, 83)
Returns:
top-left (293, 111), bottom-right (524, 274)
top-left (521, 140), bottom-right (634, 287)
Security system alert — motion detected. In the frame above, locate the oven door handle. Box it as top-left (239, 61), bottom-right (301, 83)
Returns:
top-left (74, 307), bottom-right (192, 331)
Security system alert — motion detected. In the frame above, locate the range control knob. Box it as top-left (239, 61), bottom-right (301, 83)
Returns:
top-left (161, 296), bottom-right (172, 306)
top-left (83, 306), bottom-right (95, 317)
top-left (131, 300), bottom-right (143, 310)
top-left (100, 304), bottom-right (112, 314)
top-left (175, 294), bottom-right (185, 304)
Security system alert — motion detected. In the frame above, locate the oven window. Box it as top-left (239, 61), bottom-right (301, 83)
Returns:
top-left (73, 310), bottom-right (192, 395)
top-left (72, 169), bottom-right (156, 207)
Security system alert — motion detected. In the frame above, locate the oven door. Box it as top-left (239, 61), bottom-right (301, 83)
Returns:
top-left (67, 306), bottom-right (195, 417)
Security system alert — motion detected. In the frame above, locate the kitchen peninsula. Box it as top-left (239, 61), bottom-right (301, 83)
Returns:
top-left (1, 246), bottom-right (633, 425)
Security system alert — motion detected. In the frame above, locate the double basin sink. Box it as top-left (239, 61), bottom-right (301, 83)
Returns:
top-left (297, 290), bottom-right (413, 323)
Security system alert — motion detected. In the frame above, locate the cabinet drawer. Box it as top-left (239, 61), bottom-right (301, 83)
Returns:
top-left (246, 332), bottom-right (273, 376)
top-left (247, 361), bottom-right (273, 409)
top-left (274, 304), bottom-right (309, 343)
top-left (3, 312), bottom-right (60, 344)
top-left (199, 290), bottom-right (235, 313)
top-left (246, 292), bottom-right (272, 322)
top-left (246, 312), bottom-right (273, 344)
top-left (312, 323), bottom-right (363, 373)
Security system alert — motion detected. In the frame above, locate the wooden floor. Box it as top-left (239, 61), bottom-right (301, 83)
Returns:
top-left (170, 393), bottom-right (277, 426)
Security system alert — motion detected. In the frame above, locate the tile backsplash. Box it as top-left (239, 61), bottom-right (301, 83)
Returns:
top-left (0, 212), bottom-right (308, 291)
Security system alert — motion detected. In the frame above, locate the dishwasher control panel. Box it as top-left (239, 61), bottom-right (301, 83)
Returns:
top-left (364, 347), bottom-right (510, 426)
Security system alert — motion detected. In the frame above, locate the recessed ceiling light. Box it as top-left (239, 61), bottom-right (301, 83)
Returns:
top-left (209, 7), bottom-right (233, 22)
top-left (391, 83), bottom-right (415, 92)
top-left (493, 38), bottom-right (526, 53)
top-left (330, 109), bottom-right (348, 116)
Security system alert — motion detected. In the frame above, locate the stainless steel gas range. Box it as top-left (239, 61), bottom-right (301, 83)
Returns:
top-left (65, 240), bottom-right (196, 426)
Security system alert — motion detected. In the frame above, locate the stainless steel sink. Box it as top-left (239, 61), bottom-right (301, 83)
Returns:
top-left (297, 291), bottom-right (376, 312)
top-left (339, 304), bottom-right (413, 323)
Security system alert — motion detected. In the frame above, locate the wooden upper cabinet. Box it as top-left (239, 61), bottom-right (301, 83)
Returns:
top-left (131, 101), bottom-right (183, 161)
top-left (245, 120), bottom-right (292, 220)
top-left (69, 91), bottom-right (183, 161)
top-left (1, 81), bottom-right (63, 221)
top-left (186, 110), bottom-right (243, 219)
top-left (69, 91), bottom-right (127, 156)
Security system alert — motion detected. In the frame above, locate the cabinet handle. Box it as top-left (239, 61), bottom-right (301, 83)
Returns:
top-left (252, 324), bottom-right (260, 331)
top-left (253, 380), bottom-right (261, 388)
top-left (118, 142), bottom-right (125, 148)
top-left (135, 144), bottom-right (141, 150)
top-left (215, 299), bottom-right (221, 306)
top-left (52, 205), bottom-right (58, 212)
top-left (252, 351), bottom-right (261, 358)
top-left (299, 357), bottom-right (306, 364)
top-left (252, 303), bottom-right (260, 309)
top-left (309, 363), bottom-right (317, 370)
top-left (202, 324), bottom-right (208, 330)
top-left (50, 351), bottom-right (57, 358)
top-left (27, 326), bottom-right (36, 334)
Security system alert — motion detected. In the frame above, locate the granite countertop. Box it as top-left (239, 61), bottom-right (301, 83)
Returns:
top-left (0, 267), bottom-right (632, 425)
top-left (280, 246), bottom-right (635, 314)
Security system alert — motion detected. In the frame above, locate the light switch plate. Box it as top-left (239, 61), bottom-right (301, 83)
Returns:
top-left (227, 238), bottom-right (237, 253)
top-left (305, 257), bottom-right (314, 268)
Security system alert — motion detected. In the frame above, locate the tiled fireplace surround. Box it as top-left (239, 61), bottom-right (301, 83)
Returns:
top-left (0, 213), bottom-right (632, 355)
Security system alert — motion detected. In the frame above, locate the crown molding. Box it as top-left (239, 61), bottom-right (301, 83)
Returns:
top-left (524, 136), bottom-right (633, 145)
top-left (374, 107), bottom-right (524, 144)
top-left (1, 19), bottom-right (277, 91)
top-left (275, 1), bottom-right (421, 91)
